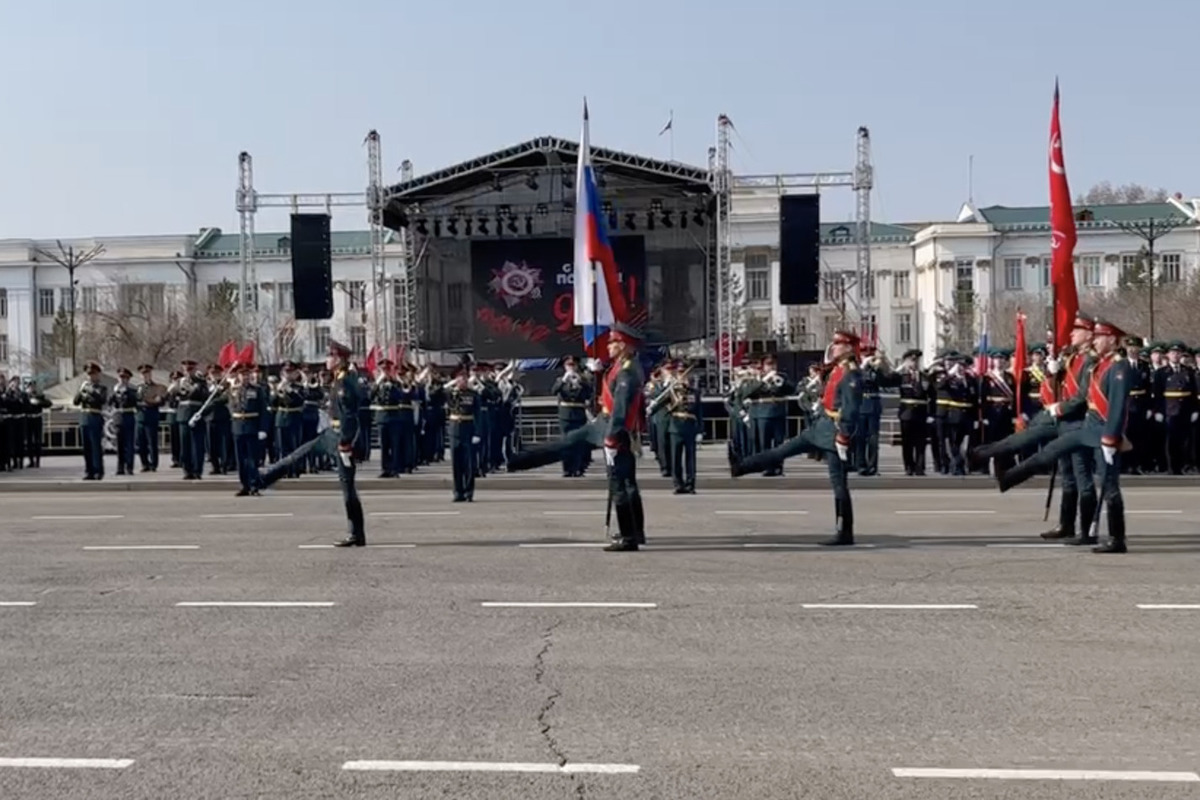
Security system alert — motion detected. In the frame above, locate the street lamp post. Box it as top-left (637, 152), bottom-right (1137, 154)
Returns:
top-left (33, 240), bottom-right (105, 375)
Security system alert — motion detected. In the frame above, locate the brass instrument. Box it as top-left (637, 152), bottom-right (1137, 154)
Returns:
top-left (647, 363), bottom-right (695, 415)
top-left (763, 370), bottom-right (785, 389)
top-left (138, 381), bottom-right (166, 406)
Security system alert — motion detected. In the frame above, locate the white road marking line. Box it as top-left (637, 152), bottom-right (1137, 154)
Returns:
top-left (0, 602), bottom-right (37, 607)
top-left (32, 515), bottom-right (125, 520)
top-left (481, 602), bottom-right (657, 609)
top-left (1138, 604), bottom-right (1200, 610)
top-left (298, 544), bottom-right (416, 549)
top-left (0, 758), bottom-right (135, 769)
top-left (985, 543), bottom-right (1068, 548)
top-left (743, 542), bottom-right (876, 549)
top-left (892, 767), bottom-right (1200, 782)
top-left (201, 513), bottom-right (294, 519)
top-left (542, 511), bottom-right (604, 516)
top-left (370, 511), bottom-right (460, 517)
top-left (895, 510), bottom-right (996, 515)
top-left (518, 543), bottom-right (606, 548)
top-left (803, 604), bottom-right (977, 610)
top-left (341, 760), bottom-right (639, 775)
top-left (83, 545), bottom-right (200, 551)
top-left (1127, 509), bottom-right (1183, 515)
top-left (175, 601), bottom-right (336, 608)
top-left (715, 509), bottom-right (808, 515)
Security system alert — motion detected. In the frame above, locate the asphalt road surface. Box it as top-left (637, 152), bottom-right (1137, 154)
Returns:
top-left (2, 487), bottom-right (1199, 799)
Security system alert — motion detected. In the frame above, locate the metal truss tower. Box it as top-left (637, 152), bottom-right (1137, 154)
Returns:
top-left (396, 159), bottom-right (420, 355)
top-left (236, 132), bottom-right (404, 354)
top-left (710, 120), bottom-right (874, 389)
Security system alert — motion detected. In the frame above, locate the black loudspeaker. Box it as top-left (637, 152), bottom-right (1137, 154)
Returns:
top-left (778, 194), bottom-right (821, 305)
top-left (290, 213), bottom-right (333, 319)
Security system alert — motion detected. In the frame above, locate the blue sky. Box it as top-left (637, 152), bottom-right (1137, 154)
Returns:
top-left (2, 0), bottom-right (1196, 238)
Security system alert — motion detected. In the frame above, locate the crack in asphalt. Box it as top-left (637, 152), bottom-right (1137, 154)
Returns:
top-left (533, 618), bottom-right (589, 799)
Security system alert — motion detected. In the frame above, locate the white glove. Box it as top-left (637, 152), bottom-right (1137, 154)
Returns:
top-left (1047, 403), bottom-right (1061, 418)
top-left (603, 446), bottom-right (617, 466)
top-left (973, 421), bottom-right (979, 430)
top-left (1046, 358), bottom-right (1061, 375)
top-left (1021, 414), bottom-right (1029, 423)
top-left (585, 358), bottom-right (602, 372)
top-left (949, 363), bottom-right (963, 377)
top-left (257, 431), bottom-right (267, 441)
top-left (1192, 412), bottom-right (1199, 423)
top-left (695, 433), bottom-right (703, 443)
top-left (925, 416), bottom-right (934, 424)
top-left (1146, 410), bottom-right (1153, 420)
top-left (471, 436), bottom-right (480, 445)
top-left (835, 442), bottom-right (849, 462)
top-left (338, 449), bottom-right (353, 468)
top-left (982, 419), bottom-right (990, 427)
top-left (1101, 444), bottom-right (1116, 465)
top-left (1155, 413), bottom-right (1164, 423)
top-left (188, 418), bottom-right (197, 429)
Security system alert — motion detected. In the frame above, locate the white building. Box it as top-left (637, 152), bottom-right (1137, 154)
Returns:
top-left (0, 229), bottom-right (405, 376)
top-left (729, 195), bottom-right (1200, 359)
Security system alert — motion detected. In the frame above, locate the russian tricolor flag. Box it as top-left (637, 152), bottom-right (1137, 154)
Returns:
top-left (573, 100), bottom-right (628, 356)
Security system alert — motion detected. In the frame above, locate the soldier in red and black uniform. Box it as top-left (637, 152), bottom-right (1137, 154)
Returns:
top-left (506, 322), bottom-right (648, 551)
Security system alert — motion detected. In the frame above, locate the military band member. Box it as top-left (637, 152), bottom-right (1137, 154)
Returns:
top-left (74, 361), bottom-right (108, 480)
top-left (446, 368), bottom-right (480, 502)
top-left (886, 348), bottom-right (931, 475)
top-left (856, 346), bottom-right (886, 475)
top-left (165, 370), bottom-right (182, 468)
top-left (172, 359), bottom-right (206, 479)
top-left (372, 359), bottom-right (404, 478)
top-left (649, 361), bottom-right (674, 475)
top-left (270, 362), bottom-right (304, 478)
top-left (667, 368), bottom-right (704, 494)
top-left (24, 378), bottom-right (51, 468)
top-left (935, 356), bottom-right (975, 476)
top-left (109, 367), bottom-right (138, 475)
top-left (1122, 337), bottom-right (1150, 474)
top-left (748, 354), bottom-right (792, 475)
top-left (6, 376), bottom-right (27, 470)
top-left (551, 356), bottom-right (592, 477)
top-left (258, 341), bottom-right (367, 547)
top-left (980, 349), bottom-right (1017, 476)
top-left (422, 367), bottom-right (447, 464)
top-left (134, 364), bottom-right (163, 472)
top-left (1155, 341), bottom-right (1196, 474)
top-left (998, 317), bottom-right (1132, 552)
top-left (397, 365), bottom-right (420, 474)
top-left (730, 330), bottom-right (863, 546)
top-left (223, 363), bottom-right (268, 496)
top-left (205, 364), bottom-right (233, 475)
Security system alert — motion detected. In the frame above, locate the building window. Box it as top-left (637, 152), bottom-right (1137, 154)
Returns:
top-left (895, 312), bottom-right (912, 344)
top-left (38, 288), bottom-right (55, 317)
top-left (447, 282), bottom-right (465, 312)
top-left (350, 326), bottom-right (367, 357)
top-left (80, 286), bottom-right (97, 313)
top-left (347, 281), bottom-right (366, 310)
top-left (39, 331), bottom-right (54, 357)
top-left (1003, 258), bottom-right (1023, 291)
top-left (1040, 257), bottom-right (1052, 290)
top-left (862, 314), bottom-right (878, 345)
top-left (822, 315), bottom-right (839, 342)
top-left (1159, 252), bottom-right (1182, 284)
top-left (821, 273), bottom-right (847, 304)
top-left (745, 252), bottom-right (770, 302)
top-left (314, 326), bottom-right (331, 356)
top-left (0, 333), bottom-right (7, 361)
top-left (0, 288), bottom-right (7, 318)
top-left (275, 282), bottom-right (294, 313)
top-left (954, 259), bottom-right (974, 293)
top-left (1079, 255), bottom-right (1102, 288)
top-left (117, 284), bottom-right (166, 316)
top-left (892, 271), bottom-right (911, 299)
top-left (1119, 253), bottom-right (1140, 283)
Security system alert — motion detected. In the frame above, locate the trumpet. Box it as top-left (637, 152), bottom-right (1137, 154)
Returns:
top-left (562, 369), bottom-right (582, 388)
top-left (494, 360), bottom-right (518, 384)
top-left (763, 370), bottom-right (785, 389)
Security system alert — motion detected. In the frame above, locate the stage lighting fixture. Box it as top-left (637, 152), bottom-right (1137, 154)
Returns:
top-left (525, 173), bottom-right (539, 191)
top-left (433, 219), bottom-right (442, 237)
top-left (415, 219), bottom-right (428, 236)
top-left (624, 213), bottom-right (637, 231)
top-left (661, 211), bottom-right (674, 228)
top-left (524, 216), bottom-right (533, 235)
top-left (692, 209), bottom-right (705, 226)
top-left (447, 219), bottom-right (459, 236)
top-left (649, 199), bottom-right (664, 212)
top-left (601, 201), bottom-right (612, 215)
top-left (646, 212), bottom-right (656, 231)
top-left (498, 204), bottom-right (512, 216)
top-left (507, 217), bottom-right (518, 234)
top-left (536, 203), bottom-right (549, 217)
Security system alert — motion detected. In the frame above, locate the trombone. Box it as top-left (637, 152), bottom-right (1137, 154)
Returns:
top-left (646, 362), bottom-right (695, 415)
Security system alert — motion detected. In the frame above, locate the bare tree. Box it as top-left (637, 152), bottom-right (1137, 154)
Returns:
top-left (1075, 181), bottom-right (1171, 206)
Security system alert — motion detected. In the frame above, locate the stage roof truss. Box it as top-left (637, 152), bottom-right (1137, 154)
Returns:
top-left (385, 136), bottom-right (712, 208)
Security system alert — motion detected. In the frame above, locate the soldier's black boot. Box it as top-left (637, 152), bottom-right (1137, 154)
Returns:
top-left (820, 499), bottom-right (855, 546)
top-left (604, 501), bottom-right (638, 551)
top-left (1042, 490), bottom-right (1077, 539)
top-left (1071, 493), bottom-right (1099, 545)
top-left (1093, 501), bottom-right (1127, 553)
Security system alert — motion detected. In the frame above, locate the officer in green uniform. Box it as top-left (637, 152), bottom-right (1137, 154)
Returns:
top-left (649, 361), bottom-right (674, 475)
top-left (271, 362), bottom-right (305, 478)
top-left (730, 330), bottom-right (863, 546)
top-left (109, 367), bottom-right (138, 475)
top-left (749, 355), bottom-right (793, 475)
top-left (997, 316), bottom-right (1132, 553)
top-left (74, 361), bottom-right (109, 480)
top-left (371, 359), bottom-right (403, 477)
top-left (258, 341), bottom-right (366, 547)
top-left (446, 367), bottom-right (480, 502)
top-left (134, 364), bottom-right (163, 472)
top-left (223, 362), bottom-right (268, 496)
top-left (550, 356), bottom-right (592, 477)
top-left (666, 368), bottom-right (703, 494)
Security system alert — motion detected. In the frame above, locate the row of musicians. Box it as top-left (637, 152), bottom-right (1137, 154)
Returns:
top-left (0, 377), bottom-right (53, 471)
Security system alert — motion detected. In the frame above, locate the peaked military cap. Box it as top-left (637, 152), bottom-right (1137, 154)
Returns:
top-left (1123, 335), bottom-right (1144, 348)
top-left (1167, 340), bottom-right (1186, 352)
top-left (84, 361), bottom-right (102, 373)
top-left (1092, 316), bottom-right (1126, 339)
top-left (328, 340), bottom-right (352, 359)
top-left (137, 364), bottom-right (153, 373)
top-left (902, 348), bottom-right (922, 360)
top-left (610, 321), bottom-right (644, 343)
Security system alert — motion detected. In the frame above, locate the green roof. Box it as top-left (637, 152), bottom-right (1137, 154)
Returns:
top-left (194, 230), bottom-right (378, 259)
top-left (821, 222), bottom-right (917, 245)
top-left (978, 203), bottom-right (1191, 231)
